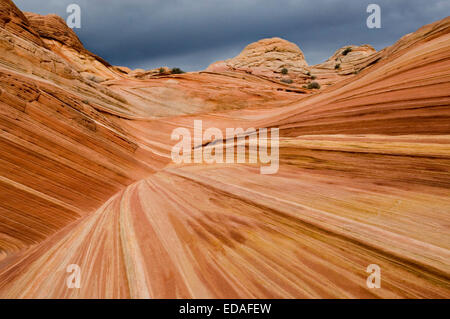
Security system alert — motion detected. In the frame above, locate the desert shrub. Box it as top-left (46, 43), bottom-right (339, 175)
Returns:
top-left (159, 67), bottom-right (165, 74)
top-left (171, 67), bottom-right (185, 74)
top-left (335, 63), bottom-right (341, 70)
top-left (281, 78), bottom-right (293, 84)
top-left (342, 47), bottom-right (353, 56)
top-left (86, 74), bottom-right (103, 83)
top-left (281, 68), bottom-right (288, 75)
top-left (306, 71), bottom-right (311, 76)
top-left (311, 75), bottom-right (317, 80)
top-left (307, 81), bottom-right (321, 89)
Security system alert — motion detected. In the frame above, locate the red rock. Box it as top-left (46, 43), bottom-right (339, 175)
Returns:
top-left (207, 37), bottom-right (310, 84)
top-left (24, 12), bottom-right (110, 67)
top-left (0, 0), bottom-right (44, 47)
top-left (0, 2), bottom-right (449, 299)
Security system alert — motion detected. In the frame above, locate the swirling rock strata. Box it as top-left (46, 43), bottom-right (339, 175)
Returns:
top-left (0, 2), bottom-right (449, 298)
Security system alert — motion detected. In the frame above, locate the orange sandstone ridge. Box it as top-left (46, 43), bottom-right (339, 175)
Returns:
top-left (0, 0), bottom-right (449, 298)
top-left (0, 0), bottom-right (44, 47)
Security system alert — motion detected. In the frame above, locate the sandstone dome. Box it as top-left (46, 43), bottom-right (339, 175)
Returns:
top-left (0, 0), bottom-right (449, 299)
top-left (207, 37), bottom-right (308, 74)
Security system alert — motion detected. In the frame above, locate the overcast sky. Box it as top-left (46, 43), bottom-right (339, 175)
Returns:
top-left (14, 0), bottom-right (450, 71)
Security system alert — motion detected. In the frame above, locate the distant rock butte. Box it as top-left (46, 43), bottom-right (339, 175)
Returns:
top-left (207, 37), bottom-right (308, 77)
top-left (207, 37), bottom-right (378, 87)
top-left (309, 44), bottom-right (377, 87)
top-left (0, 0), bottom-right (44, 47)
top-left (327, 44), bottom-right (377, 66)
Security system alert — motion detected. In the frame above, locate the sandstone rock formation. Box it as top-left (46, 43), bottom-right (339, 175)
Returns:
top-left (0, 0), bottom-right (44, 47)
top-left (217, 37), bottom-right (307, 69)
top-left (308, 44), bottom-right (376, 87)
top-left (207, 37), bottom-right (310, 83)
top-left (0, 1), bottom-right (449, 298)
top-left (207, 38), bottom-right (381, 89)
top-left (317, 45), bottom-right (376, 72)
top-left (24, 12), bottom-right (120, 83)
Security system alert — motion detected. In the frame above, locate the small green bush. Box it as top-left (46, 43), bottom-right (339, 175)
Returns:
top-left (311, 75), bottom-right (317, 80)
top-left (171, 67), bottom-right (185, 74)
top-left (306, 71), bottom-right (311, 76)
top-left (335, 63), bottom-right (341, 70)
top-left (281, 68), bottom-right (289, 75)
top-left (159, 67), bottom-right (165, 74)
top-left (307, 82), bottom-right (321, 89)
top-left (342, 47), bottom-right (353, 56)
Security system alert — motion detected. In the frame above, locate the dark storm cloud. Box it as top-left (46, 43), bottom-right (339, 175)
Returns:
top-left (13, 0), bottom-right (450, 71)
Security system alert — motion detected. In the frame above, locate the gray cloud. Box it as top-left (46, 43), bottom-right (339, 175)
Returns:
top-left (13, 0), bottom-right (450, 71)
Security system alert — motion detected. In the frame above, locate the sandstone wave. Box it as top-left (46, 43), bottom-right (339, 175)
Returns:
top-left (0, 1), bottom-right (448, 298)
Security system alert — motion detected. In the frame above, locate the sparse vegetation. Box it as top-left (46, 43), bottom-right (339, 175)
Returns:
top-left (281, 78), bottom-right (293, 84)
top-left (86, 74), bottom-right (103, 83)
top-left (171, 67), bottom-right (185, 74)
top-left (307, 81), bottom-right (321, 89)
top-left (335, 63), bottom-right (341, 70)
top-left (311, 75), bottom-right (317, 80)
top-left (306, 71), bottom-right (311, 76)
top-left (342, 47), bottom-right (353, 56)
top-left (159, 67), bottom-right (165, 74)
top-left (281, 68), bottom-right (289, 75)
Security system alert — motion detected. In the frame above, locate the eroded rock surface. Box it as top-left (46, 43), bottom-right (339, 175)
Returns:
top-left (0, 0), bottom-right (43, 47)
top-left (0, 2), bottom-right (449, 298)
